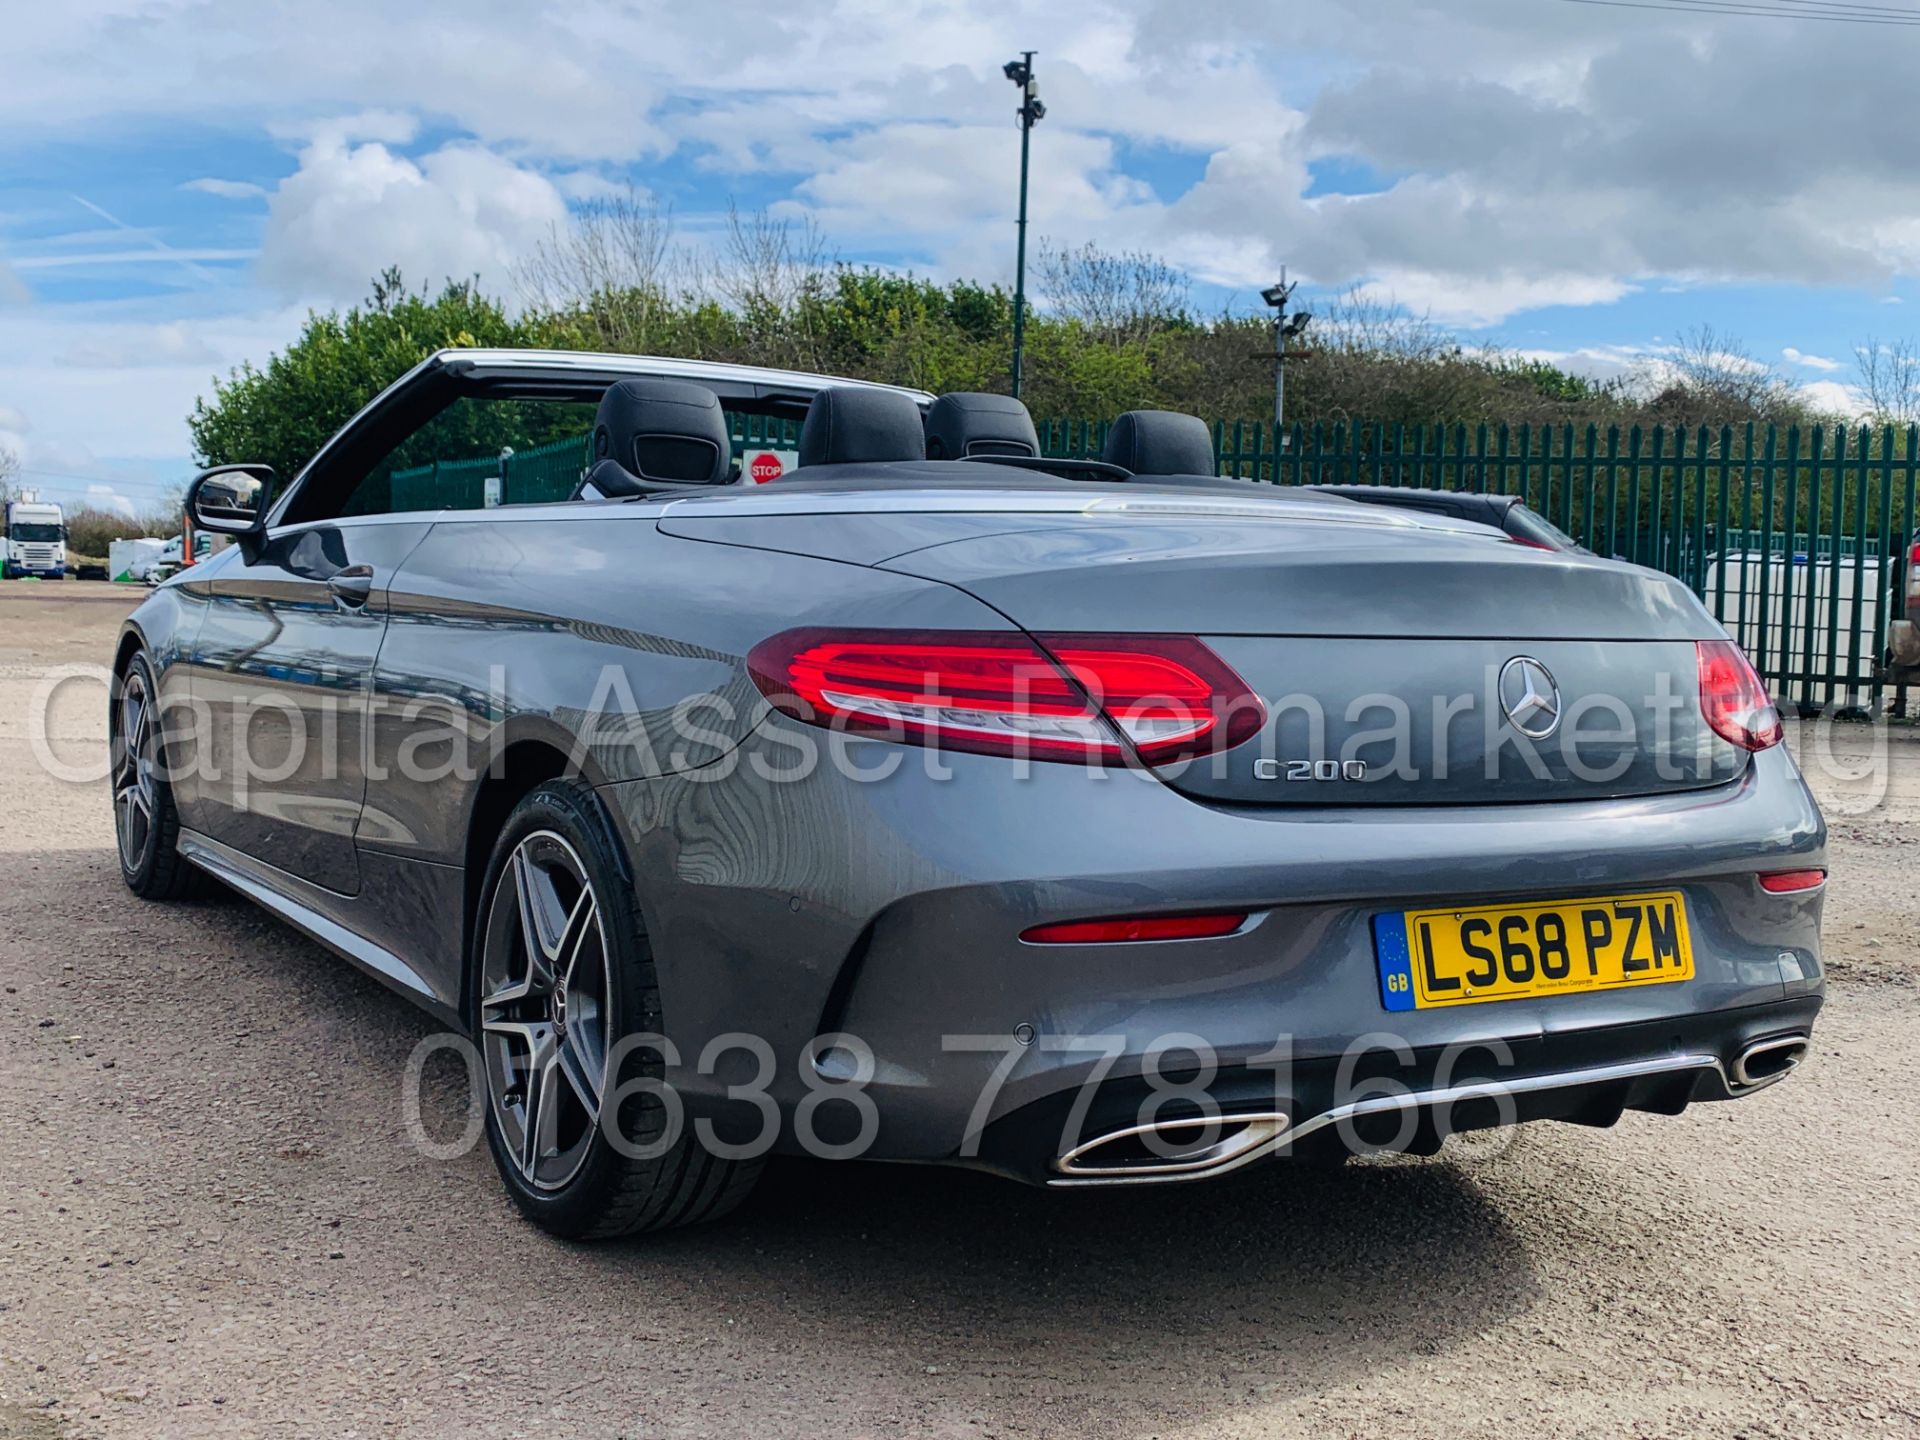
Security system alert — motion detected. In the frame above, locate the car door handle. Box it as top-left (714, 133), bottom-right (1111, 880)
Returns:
top-left (327, 566), bottom-right (375, 607)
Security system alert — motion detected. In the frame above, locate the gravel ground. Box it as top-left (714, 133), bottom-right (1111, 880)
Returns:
top-left (1, 582), bottom-right (1917, 1439)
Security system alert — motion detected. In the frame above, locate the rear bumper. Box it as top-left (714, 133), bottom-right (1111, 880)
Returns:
top-left (972, 995), bottom-right (1821, 1186)
top-left (601, 724), bottom-right (1826, 1175)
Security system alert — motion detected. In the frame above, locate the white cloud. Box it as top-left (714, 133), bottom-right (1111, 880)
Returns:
top-left (0, 8), bottom-right (664, 161)
top-left (257, 134), bottom-right (571, 302)
top-left (1512, 343), bottom-right (1858, 416)
top-left (183, 178), bottom-right (268, 201)
top-left (0, 403), bottom-right (28, 468)
top-left (58, 321), bottom-right (224, 369)
top-left (5, 0), bottom-right (1920, 300)
top-left (1783, 346), bottom-right (1842, 372)
top-left (85, 484), bottom-right (137, 519)
top-left (0, 259), bottom-right (29, 305)
top-left (0, 304), bottom-right (308, 475)
top-left (553, 171), bottom-right (629, 203)
top-left (1800, 379), bottom-right (1865, 416)
top-left (1350, 271), bottom-right (1636, 329)
top-left (794, 123), bottom-right (1155, 248)
top-left (1514, 344), bottom-right (1650, 385)
top-left (10, 0), bottom-right (1920, 322)
top-left (1522, 339), bottom-right (1866, 415)
top-left (270, 109), bottom-right (420, 148)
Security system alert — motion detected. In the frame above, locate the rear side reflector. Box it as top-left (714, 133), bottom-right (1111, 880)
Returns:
top-left (1697, 640), bottom-right (1783, 752)
top-left (1757, 869), bottom-right (1826, 894)
top-left (1021, 912), bottom-right (1249, 944)
top-left (746, 628), bottom-right (1264, 765)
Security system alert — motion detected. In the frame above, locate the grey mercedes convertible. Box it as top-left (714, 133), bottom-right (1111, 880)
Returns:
top-left (112, 350), bottom-right (1825, 1238)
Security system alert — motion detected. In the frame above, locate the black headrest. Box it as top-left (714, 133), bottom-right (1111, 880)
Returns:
top-left (587, 379), bottom-right (732, 496)
top-left (798, 387), bottom-right (926, 467)
top-left (1101, 410), bottom-right (1216, 477)
top-left (924, 392), bottom-right (1040, 460)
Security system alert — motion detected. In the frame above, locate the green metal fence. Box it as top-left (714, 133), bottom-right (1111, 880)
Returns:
top-left (388, 414), bottom-right (811, 510)
top-left (390, 431), bottom-right (595, 510)
top-left (1041, 417), bottom-right (1917, 713)
top-left (732, 412), bottom-right (805, 452)
top-left (389, 412), bottom-right (1920, 713)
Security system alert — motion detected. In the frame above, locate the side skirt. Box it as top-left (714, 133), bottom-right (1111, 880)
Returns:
top-left (177, 828), bottom-right (462, 1031)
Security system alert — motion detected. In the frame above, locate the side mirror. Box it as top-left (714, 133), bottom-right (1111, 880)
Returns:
top-left (186, 465), bottom-right (273, 556)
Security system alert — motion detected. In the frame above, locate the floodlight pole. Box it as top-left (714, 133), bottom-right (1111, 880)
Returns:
top-left (1008, 50), bottom-right (1040, 400)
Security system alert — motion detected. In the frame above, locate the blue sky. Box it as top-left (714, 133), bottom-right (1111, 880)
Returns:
top-left (1, 0), bottom-right (1911, 517)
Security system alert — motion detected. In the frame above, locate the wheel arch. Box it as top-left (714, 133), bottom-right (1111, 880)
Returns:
top-left (458, 736), bottom-right (631, 1030)
top-left (112, 622), bottom-right (146, 678)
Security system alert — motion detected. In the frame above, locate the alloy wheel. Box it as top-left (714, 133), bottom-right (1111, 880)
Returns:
top-left (113, 668), bottom-right (158, 874)
top-left (479, 830), bottom-right (613, 1192)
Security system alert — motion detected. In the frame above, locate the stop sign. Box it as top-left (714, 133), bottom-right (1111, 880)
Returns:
top-left (748, 452), bottom-right (784, 484)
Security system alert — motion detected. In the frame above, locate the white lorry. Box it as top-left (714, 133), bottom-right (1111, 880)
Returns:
top-left (3, 498), bottom-right (66, 579)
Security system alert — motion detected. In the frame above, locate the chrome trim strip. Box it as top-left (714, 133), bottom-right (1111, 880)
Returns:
top-left (1047, 1052), bottom-right (1726, 1188)
top-left (435, 348), bottom-right (937, 401)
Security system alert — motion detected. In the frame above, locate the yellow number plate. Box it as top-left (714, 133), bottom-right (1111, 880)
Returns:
top-left (1374, 891), bottom-right (1693, 1011)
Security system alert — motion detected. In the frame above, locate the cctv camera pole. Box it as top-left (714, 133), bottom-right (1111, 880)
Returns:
top-left (1272, 267), bottom-right (1290, 439)
top-left (1011, 97), bottom-right (1031, 398)
top-left (1260, 269), bottom-right (1308, 456)
top-left (1006, 50), bottom-right (1043, 399)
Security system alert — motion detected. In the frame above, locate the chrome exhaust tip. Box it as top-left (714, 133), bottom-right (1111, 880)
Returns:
top-left (1053, 1111), bottom-right (1291, 1184)
top-left (1732, 1035), bottom-right (1808, 1090)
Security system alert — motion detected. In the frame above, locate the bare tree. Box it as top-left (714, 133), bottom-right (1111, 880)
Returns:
top-left (1637, 324), bottom-right (1792, 418)
top-left (705, 203), bottom-right (830, 317)
top-left (1034, 239), bottom-right (1189, 345)
top-left (513, 189), bottom-right (678, 352)
top-left (1308, 285), bottom-right (1461, 361)
top-left (0, 445), bottom-right (18, 504)
top-left (1852, 337), bottom-right (1920, 426)
top-left (689, 202), bottom-right (835, 369)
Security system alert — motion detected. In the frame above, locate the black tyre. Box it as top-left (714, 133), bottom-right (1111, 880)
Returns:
top-left (472, 778), bottom-right (762, 1239)
top-left (111, 652), bottom-right (206, 900)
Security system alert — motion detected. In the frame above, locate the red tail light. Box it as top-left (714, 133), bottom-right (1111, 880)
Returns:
top-left (1697, 640), bottom-right (1782, 752)
top-left (746, 628), bottom-right (1265, 765)
top-left (1757, 869), bottom-right (1825, 894)
top-left (1040, 633), bottom-right (1266, 763)
top-left (1022, 912), bottom-right (1249, 943)
top-left (1908, 540), bottom-right (1920, 599)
